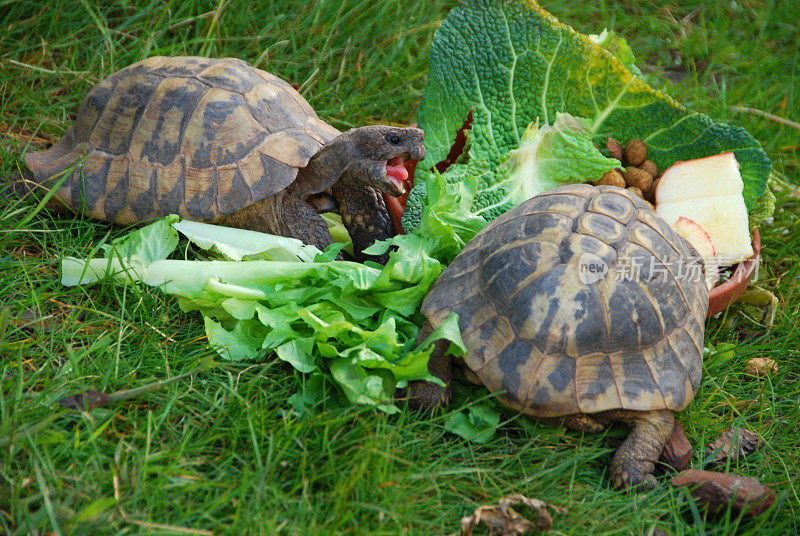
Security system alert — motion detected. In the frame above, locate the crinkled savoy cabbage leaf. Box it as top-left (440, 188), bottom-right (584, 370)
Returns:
top-left (402, 112), bottom-right (621, 243)
top-left (408, 0), bottom-right (771, 228)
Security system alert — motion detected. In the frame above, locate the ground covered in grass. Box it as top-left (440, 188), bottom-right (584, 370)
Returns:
top-left (1, 1), bottom-right (799, 534)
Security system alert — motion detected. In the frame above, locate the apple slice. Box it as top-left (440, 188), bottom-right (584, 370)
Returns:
top-left (673, 217), bottom-right (719, 290)
top-left (655, 152), bottom-right (753, 266)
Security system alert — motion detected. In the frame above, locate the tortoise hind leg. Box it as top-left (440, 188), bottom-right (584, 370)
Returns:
top-left (331, 185), bottom-right (394, 264)
top-left (609, 409), bottom-right (674, 490)
top-left (405, 321), bottom-right (453, 409)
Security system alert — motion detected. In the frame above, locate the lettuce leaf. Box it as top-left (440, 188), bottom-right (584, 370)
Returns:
top-left (405, 167), bottom-right (488, 264)
top-left (62, 218), bottom-right (465, 413)
top-left (408, 0), bottom-right (772, 228)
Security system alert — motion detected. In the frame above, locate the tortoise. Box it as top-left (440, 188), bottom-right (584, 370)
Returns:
top-left (20, 56), bottom-right (424, 261)
top-left (409, 184), bottom-right (708, 490)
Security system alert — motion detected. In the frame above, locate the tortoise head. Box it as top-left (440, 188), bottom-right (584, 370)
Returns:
top-left (341, 125), bottom-right (425, 196)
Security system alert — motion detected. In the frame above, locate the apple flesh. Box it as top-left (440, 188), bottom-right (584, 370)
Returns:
top-left (673, 217), bottom-right (719, 290)
top-left (655, 152), bottom-right (753, 266)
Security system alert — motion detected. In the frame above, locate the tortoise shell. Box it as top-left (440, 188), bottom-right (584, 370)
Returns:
top-left (25, 56), bottom-right (340, 224)
top-left (421, 184), bottom-right (708, 417)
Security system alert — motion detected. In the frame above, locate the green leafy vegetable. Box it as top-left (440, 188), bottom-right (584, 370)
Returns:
top-left (101, 214), bottom-right (180, 262)
top-left (589, 29), bottom-right (641, 76)
top-left (62, 218), bottom-right (464, 413)
top-left (407, 0), bottom-right (772, 230)
top-left (403, 113), bottom-right (618, 235)
top-left (320, 212), bottom-right (354, 256)
top-left (704, 342), bottom-right (737, 370)
top-left (403, 167), bottom-right (489, 264)
top-left (749, 184), bottom-right (776, 231)
top-left (174, 219), bottom-right (320, 262)
top-left (470, 113), bottom-right (619, 221)
top-left (443, 383), bottom-right (503, 444)
top-left (444, 406), bottom-right (501, 444)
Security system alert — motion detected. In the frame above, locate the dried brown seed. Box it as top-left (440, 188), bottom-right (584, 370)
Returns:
top-left (625, 138), bottom-right (648, 166)
top-left (627, 186), bottom-right (644, 199)
top-left (644, 177), bottom-right (661, 204)
top-left (639, 159), bottom-right (658, 177)
top-left (597, 169), bottom-right (626, 188)
top-left (623, 167), bottom-right (653, 192)
top-left (606, 137), bottom-right (623, 162)
top-left (646, 176), bottom-right (661, 203)
top-left (745, 357), bottom-right (777, 377)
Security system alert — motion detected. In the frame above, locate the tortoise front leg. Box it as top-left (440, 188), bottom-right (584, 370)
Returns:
top-left (610, 409), bottom-right (674, 490)
top-left (331, 185), bottom-right (394, 264)
top-left (405, 321), bottom-right (453, 409)
top-left (278, 194), bottom-right (338, 255)
top-left (222, 193), bottom-right (338, 257)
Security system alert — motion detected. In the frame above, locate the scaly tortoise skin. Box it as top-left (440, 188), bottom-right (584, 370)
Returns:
top-left (22, 56), bottom-right (424, 261)
top-left (412, 184), bottom-right (708, 490)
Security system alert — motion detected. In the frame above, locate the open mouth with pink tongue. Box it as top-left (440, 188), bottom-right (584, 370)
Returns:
top-left (385, 155), bottom-right (409, 194)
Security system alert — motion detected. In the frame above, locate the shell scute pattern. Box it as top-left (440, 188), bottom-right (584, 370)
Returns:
top-left (88, 73), bottom-right (164, 156)
top-left (615, 351), bottom-right (664, 408)
top-left (483, 240), bottom-right (557, 304)
top-left (127, 166), bottom-right (160, 220)
top-left (72, 157), bottom-right (111, 213)
top-left (565, 285), bottom-right (607, 356)
top-left (606, 277), bottom-right (665, 348)
top-left (421, 184), bottom-right (708, 417)
top-left (523, 189), bottom-right (588, 220)
top-left (196, 61), bottom-right (267, 94)
top-left (181, 89), bottom-right (267, 169)
top-left (587, 189), bottom-right (638, 225)
top-left (559, 232), bottom-right (615, 265)
top-left (575, 354), bottom-right (620, 411)
top-left (575, 211), bottom-right (627, 246)
top-left (27, 56), bottom-right (337, 224)
top-left (74, 83), bottom-right (115, 143)
top-left (522, 211), bottom-right (573, 244)
top-left (103, 157), bottom-right (131, 219)
top-left (216, 167), bottom-right (253, 215)
top-left (133, 77), bottom-right (207, 166)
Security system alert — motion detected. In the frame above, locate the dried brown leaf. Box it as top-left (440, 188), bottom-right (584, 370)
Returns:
top-left (672, 469), bottom-right (775, 517)
top-left (58, 389), bottom-right (111, 410)
top-left (707, 428), bottom-right (764, 466)
top-left (460, 494), bottom-right (565, 536)
top-left (745, 357), bottom-right (777, 377)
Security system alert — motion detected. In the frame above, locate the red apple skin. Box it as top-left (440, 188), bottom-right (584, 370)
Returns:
top-left (674, 216), bottom-right (716, 257)
top-left (672, 216), bottom-right (720, 289)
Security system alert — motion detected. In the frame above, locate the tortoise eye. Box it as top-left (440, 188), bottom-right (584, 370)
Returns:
top-left (386, 133), bottom-right (401, 145)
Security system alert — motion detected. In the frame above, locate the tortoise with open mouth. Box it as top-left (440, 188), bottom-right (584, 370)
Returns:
top-left (20, 56), bottom-right (423, 261)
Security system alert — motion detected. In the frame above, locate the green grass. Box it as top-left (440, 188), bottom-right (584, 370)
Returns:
top-left (1, 0), bottom-right (799, 534)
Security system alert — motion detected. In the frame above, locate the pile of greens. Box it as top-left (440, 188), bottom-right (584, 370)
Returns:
top-left (63, 217), bottom-right (465, 414)
top-left (402, 0), bottom-right (773, 236)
